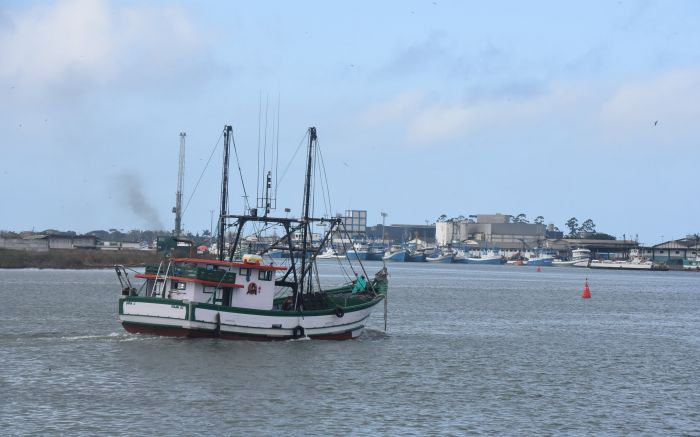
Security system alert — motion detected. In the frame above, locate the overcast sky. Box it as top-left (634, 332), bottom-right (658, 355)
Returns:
top-left (1, 0), bottom-right (699, 245)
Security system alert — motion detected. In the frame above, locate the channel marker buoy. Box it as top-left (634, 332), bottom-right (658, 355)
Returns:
top-left (582, 278), bottom-right (591, 299)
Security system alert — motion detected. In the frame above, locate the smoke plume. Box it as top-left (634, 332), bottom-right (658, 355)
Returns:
top-left (117, 172), bottom-right (164, 230)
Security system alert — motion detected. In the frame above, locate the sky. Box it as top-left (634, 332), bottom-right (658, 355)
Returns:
top-left (1, 0), bottom-right (699, 246)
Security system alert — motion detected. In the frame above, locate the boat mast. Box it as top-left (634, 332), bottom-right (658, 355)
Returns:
top-left (298, 127), bottom-right (316, 300)
top-left (173, 132), bottom-right (186, 237)
top-left (218, 125), bottom-right (232, 261)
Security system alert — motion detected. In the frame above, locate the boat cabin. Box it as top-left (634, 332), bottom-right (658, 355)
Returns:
top-left (135, 255), bottom-right (287, 311)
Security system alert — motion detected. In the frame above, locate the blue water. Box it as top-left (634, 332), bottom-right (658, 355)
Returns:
top-left (1, 263), bottom-right (699, 435)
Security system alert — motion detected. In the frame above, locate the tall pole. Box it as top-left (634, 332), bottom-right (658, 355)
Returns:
top-left (380, 212), bottom-right (387, 244)
top-left (174, 132), bottom-right (186, 236)
top-left (209, 209), bottom-right (214, 248)
top-left (218, 125), bottom-right (232, 261)
top-left (298, 127), bottom-right (316, 305)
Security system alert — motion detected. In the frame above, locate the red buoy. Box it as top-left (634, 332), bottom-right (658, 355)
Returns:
top-left (582, 278), bottom-right (591, 299)
top-left (535, 266), bottom-right (542, 272)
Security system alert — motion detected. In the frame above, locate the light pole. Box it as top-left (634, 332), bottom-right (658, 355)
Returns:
top-left (380, 212), bottom-right (388, 245)
top-left (424, 219), bottom-right (429, 246)
top-left (209, 209), bottom-right (214, 247)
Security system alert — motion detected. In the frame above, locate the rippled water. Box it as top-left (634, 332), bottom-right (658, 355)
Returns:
top-left (1, 264), bottom-right (699, 435)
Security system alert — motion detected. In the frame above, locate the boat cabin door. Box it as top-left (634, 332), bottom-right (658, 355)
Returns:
top-left (217, 287), bottom-right (233, 306)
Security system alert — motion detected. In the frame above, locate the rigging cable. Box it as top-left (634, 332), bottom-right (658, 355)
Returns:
top-left (278, 130), bottom-right (309, 187)
top-left (182, 129), bottom-right (224, 216)
top-left (231, 133), bottom-right (251, 211)
top-left (275, 94), bottom-right (280, 202)
top-left (316, 140), bottom-right (333, 218)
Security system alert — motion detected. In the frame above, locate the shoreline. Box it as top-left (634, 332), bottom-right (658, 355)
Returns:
top-left (0, 248), bottom-right (161, 270)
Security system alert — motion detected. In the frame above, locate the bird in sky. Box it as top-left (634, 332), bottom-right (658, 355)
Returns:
top-left (654, 120), bottom-right (659, 126)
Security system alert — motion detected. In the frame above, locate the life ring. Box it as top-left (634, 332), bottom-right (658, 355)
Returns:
top-left (335, 307), bottom-right (345, 318)
top-left (247, 282), bottom-right (258, 295)
top-left (292, 325), bottom-right (305, 339)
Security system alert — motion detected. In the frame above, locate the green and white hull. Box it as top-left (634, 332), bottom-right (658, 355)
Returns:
top-left (116, 257), bottom-right (387, 341)
top-left (119, 294), bottom-right (383, 341)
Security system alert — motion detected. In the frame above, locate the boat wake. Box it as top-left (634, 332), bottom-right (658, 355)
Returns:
top-left (1, 331), bottom-right (149, 342)
top-left (287, 335), bottom-right (312, 342)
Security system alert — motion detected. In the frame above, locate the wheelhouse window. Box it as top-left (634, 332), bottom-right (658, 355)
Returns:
top-left (239, 268), bottom-right (250, 276)
top-left (258, 270), bottom-right (273, 281)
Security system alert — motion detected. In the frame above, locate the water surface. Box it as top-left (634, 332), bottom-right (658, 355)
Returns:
top-left (1, 264), bottom-right (699, 435)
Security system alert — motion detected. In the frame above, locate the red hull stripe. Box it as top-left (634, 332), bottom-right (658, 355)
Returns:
top-left (133, 273), bottom-right (244, 288)
top-left (172, 258), bottom-right (288, 271)
top-left (122, 322), bottom-right (358, 341)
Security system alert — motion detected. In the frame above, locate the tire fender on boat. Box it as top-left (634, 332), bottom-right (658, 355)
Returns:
top-left (292, 325), bottom-right (305, 339)
top-left (335, 307), bottom-right (345, 318)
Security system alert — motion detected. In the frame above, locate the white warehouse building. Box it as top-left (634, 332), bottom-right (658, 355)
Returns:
top-left (436, 214), bottom-right (546, 249)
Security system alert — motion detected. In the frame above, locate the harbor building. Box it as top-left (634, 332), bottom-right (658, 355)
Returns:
top-left (546, 238), bottom-right (639, 260)
top-left (0, 234), bottom-right (98, 251)
top-left (632, 236), bottom-right (700, 265)
top-left (366, 224), bottom-right (436, 244)
top-left (435, 214), bottom-right (546, 251)
top-left (341, 209), bottom-right (366, 239)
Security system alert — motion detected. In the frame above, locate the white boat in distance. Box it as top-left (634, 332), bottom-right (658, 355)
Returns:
top-left (552, 248), bottom-right (592, 267)
top-left (317, 247), bottom-right (344, 259)
top-left (588, 258), bottom-right (655, 270)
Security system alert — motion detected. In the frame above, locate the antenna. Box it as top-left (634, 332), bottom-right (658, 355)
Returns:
top-left (264, 171), bottom-right (272, 216)
top-left (173, 132), bottom-right (186, 236)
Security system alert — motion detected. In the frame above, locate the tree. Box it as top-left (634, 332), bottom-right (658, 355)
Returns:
top-left (513, 213), bottom-right (529, 224)
top-left (565, 217), bottom-right (579, 237)
top-left (580, 219), bottom-right (596, 234)
top-left (437, 214), bottom-right (447, 222)
top-left (587, 232), bottom-right (616, 240)
top-left (534, 216), bottom-right (544, 225)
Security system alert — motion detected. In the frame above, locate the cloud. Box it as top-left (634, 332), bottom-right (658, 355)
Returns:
top-left (357, 68), bottom-right (700, 150)
top-left (381, 33), bottom-right (458, 77)
top-left (357, 82), bottom-right (592, 145)
top-left (355, 91), bottom-right (424, 126)
top-left (0, 0), bottom-right (213, 96)
top-left (599, 68), bottom-right (700, 147)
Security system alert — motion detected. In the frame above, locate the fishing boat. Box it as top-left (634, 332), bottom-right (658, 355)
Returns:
top-left (116, 126), bottom-right (387, 340)
top-left (426, 248), bottom-right (454, 264)
top-left (459, 250), bottom-right (504, 265)
top-left (588, 257), bottom-right (658, 270)
top-left (683, 257), bottom-right (700, 270)
top-left (317, 247), bottom-right (343, 259)
top-left (346, 243), bottom-right (369, 261)
top-left (383, 246), bottom-right (407, 262)
top-left (405, 249), bottom-right (426, 262)
top-left (367, 243), bottom-right (387, 261)
top-left (552, 248), bottom-right (591, 267)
